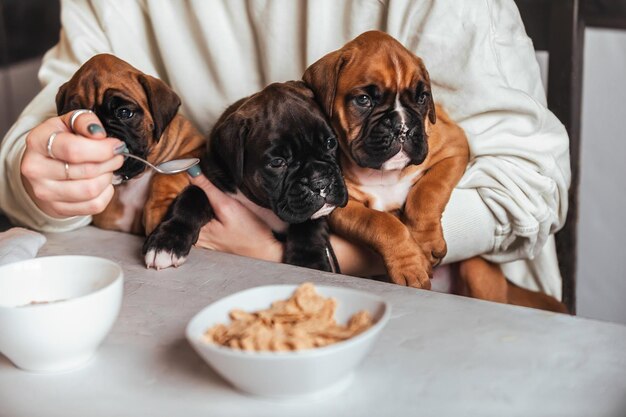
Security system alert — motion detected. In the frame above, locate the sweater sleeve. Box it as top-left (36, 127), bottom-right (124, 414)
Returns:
top-left (436, 0), bottom-right (571, 265)
top-left (0, 0), bottom-right (112, 232)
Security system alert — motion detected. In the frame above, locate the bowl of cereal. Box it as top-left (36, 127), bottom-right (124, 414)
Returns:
top-left (0, 256), bottom-right (123, 372)
top-left (186, 283), bottom-right (390, 399)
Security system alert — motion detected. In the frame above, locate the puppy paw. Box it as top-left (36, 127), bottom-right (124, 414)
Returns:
top-left (144, 248), bottom-right (187, 270)
top-left (284, 249), bottom-right (333, 272)
top-left (409, 224), bottom-right (447, 267)
top-left (385, 248), bottom-right (432, 290)
top-left (142, 220), bottom-right (195, 270)
top-left (419, 237), bottom-right (447, 267)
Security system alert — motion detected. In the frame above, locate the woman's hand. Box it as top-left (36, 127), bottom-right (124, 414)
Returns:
top-left (20, 110), bottom-right (125, 218)
top-left (189, 173), bottom-right (386, 275)
top-left (189, 174), bottom-right (284, 262)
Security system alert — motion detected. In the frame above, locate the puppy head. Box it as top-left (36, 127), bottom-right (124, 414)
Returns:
top-left (55, 54), bottom-right (181, 181)
top-left (303, 30), bottom-right (436, 171)
top-left (209, 81), bottom-right (348, 224)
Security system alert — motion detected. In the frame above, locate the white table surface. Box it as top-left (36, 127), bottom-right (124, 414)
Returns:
top-left (1, 226), bottom-right (625, 417)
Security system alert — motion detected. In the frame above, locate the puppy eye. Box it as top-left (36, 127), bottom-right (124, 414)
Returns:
top-left (417, 92), bottom-right (430, 105)
top-left (269, 158), bottom-right (287, 168)
top-left (354, 94), bottom-right (372, 107)
top-left (115, 107), bottom-right (134, 119)
top-left (325, 137), bottom-right (338, 150)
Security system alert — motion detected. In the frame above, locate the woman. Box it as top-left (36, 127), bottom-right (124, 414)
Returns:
top-left (0, 0), bottom-right (570, 302)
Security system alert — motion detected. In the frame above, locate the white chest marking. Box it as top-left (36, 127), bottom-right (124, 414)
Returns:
top-left (230, 191), bottom-right (288, 234)
top-left (115, 171), bottom-right (154, 232)
top-left (311, 203), bottom-right (336, 219)
top-left (381, 150), bottom-right (411, 171)
top-left (353, 166), bottom-right (425, 212)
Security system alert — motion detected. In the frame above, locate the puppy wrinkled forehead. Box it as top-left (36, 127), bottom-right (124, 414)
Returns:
top-left (339, 32), bottom-right (429, 91)
top-left (241, 85), bottom-right (328, 128)
top-left (61, 61), bottom-right (147, 109)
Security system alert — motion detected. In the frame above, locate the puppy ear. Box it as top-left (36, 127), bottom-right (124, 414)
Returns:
top-left (211, 114), bottom-right (247, 185)
top-left (284, 80), bottom-right (315, 99)
top-left (428, 94), bottom-right (437, 125)
top-left (55, 81), bottom-right (78, 116)
top-left (303, 49), bottom-right (349, 118)
top-left (55, 82), bottom-right (69, 115)
top-left (138, 74), bottom-right (181, 141)
top-left (416, 58), bottom-right (437, 125)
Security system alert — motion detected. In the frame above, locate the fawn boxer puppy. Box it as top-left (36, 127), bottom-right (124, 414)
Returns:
top-left (56, 54), bottom-right (204, 235)
top-left (304, 31), bottom-right (469, 289)
top-left (143, 81), bottom-right (348, 271)
top-left (304, 31), bottom-right (568, 313)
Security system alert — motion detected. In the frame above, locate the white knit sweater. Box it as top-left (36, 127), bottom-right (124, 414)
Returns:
top-left (0, 0), bottom-right (570, 298)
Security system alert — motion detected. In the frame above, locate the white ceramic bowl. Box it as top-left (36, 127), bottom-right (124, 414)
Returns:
top-left (186, 284), bottom-right (390, 400)
top-left (0, 256), bottom-right (123, 372)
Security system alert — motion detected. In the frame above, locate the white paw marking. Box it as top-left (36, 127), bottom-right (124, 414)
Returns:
top-left (144, 249), bottom-right (187, 270)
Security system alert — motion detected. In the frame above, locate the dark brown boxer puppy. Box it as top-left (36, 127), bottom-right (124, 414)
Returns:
top-left (143, 81), bottom-right (348, 271)
top-left (304, 31), bottom-right (469, 289)
top-left (56, 54), bottom-right (205, 235)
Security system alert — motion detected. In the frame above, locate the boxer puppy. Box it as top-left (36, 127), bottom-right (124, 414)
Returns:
top-left (458, 257), bottom-right (569, 313)
top-left (143, 81), bottom-right (348, 271)
top-left (304, 32), bottom-right (568, 313)
top-left (56, 54), bottom-right (204, 235)
top-left (303, 31), bottom-right (470, 289)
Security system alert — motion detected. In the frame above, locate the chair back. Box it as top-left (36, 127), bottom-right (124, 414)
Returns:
top-left (515, 0), bottom-right (584, 313)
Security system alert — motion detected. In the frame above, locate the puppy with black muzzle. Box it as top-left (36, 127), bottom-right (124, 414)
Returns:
top-left (56, 54), bottom-right (205, 235)
top-left (304, 31), bottom-right (470, 289)
top-left (143, 81), bottom-right (348, 271)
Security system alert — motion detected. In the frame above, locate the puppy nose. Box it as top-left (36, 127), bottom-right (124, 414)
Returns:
top-left (301, 176), bottom-right (331, 194)
top-left (383, 113), bottom-right (409, 135)
top-left (393, 123), bottom-right (409, 136)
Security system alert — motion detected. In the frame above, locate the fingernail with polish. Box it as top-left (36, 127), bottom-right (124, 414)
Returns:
top-left (187, 165), bottom-right (202, 178)
top-left (114, 143), bottom-right (129, 155)
top-left (87, 124), bottom-right (105, 135)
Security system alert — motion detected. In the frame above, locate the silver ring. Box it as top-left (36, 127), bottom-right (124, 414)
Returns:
top-left (69, 109), bottom-right (93, 132)
top-left (47, 131), bottom-right (59, 159)
top-left (64, 162), bottom-right (70, 180)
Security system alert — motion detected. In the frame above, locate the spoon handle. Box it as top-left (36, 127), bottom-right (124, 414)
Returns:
top-left (120, 152), bottom-right (160, 172)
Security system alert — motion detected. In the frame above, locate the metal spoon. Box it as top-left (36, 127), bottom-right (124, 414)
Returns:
top-left (121, 152), bottom-right (200, 175)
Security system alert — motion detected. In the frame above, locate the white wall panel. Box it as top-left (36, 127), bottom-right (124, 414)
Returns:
top-left (577, 27), bottom-right (626, 324)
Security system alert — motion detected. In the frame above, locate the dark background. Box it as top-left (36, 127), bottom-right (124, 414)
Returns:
top-left (0, 0), bottom-right (60, 68)
top-left (585, 0), bottom-right (626, 28)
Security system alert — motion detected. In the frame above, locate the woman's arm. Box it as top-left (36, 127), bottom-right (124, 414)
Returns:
top-left (190, 174), bottom-right (386, 277)
top-left (389, 0), bottom-right (570, 267)
top-left (0, 0), bottom-right (114, 231)
top-left (329, 234), bottom-right (386, 277)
